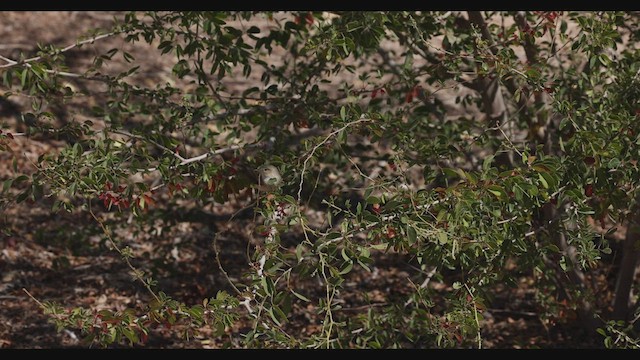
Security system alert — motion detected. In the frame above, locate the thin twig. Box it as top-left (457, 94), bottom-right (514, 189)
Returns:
top-left (334, 303), bottom-right (388, 312)
top-left (496, 216), bottom-right (518, 225)
top-left (297, 118), bottom-right (371, 203)
top-left (464, 283), bottom-right (483, 349)
top-left (109, 129), bottom-right (186, 162)
top-left (419, 266), bottom-right (438, 289)
top-left (174, 144), bottom-right (245, 167)
top-left (486, 308), bottom-right (540, 317)
top-left (213, 232), bottom-right (243, 296)
top-left (497, 126), bottom-right (525, 160)
top-left (22, 288), bottom-right (47, 308)
top-left (89, 207), bottom-right (161, 303)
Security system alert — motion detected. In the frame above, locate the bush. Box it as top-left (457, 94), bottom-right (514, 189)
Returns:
top-left (2, 11), bottom-right (640, 348)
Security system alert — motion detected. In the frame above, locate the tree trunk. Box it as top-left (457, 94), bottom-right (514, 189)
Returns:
top-left (612, 208), bottom-right (640, 321)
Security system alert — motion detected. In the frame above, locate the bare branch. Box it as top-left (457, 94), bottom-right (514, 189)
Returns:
top-left (0, 32), bottom-right (117, 69)
top-left (107, 128), bottom-right (252, 172)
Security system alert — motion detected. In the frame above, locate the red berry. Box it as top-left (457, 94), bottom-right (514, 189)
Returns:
top-left (405, 92), bottom-right (413, 103)
top-left (584, 183), bottom-right (594, 197)
top-left (305, 13), bottom-right (314, 25)
top-left (372, 203), bottom-right (381, 214)
top-left (386, 226), bottom-right (396, 239)
top-left (583, 157), bottom-right (596, 166)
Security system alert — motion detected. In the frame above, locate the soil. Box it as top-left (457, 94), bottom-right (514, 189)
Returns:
top-left (0, 12), bottom-right (606, 349)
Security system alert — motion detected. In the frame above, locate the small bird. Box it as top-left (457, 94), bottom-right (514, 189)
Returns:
top-left (257, 164), bottom-right (283, 190)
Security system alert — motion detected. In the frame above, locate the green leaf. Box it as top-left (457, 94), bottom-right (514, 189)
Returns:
top-left (366, 196), bottom-right (380, 204)
top-left (340, 220), bottom-right (349, 234)
top-left (123, 51), bottom-right (135, 63)
top-left (138, 195), bottom-right (145, 209)
top-left (383, 200), bottom-right (401, 211)
top-left (403, 51), bottom-right (414, 70)
top-left (261, 277), bottom-right (272, 296)
top-left (546, 244), bottom-right (560, 253)
top-left (513, 185), bottom-right (523, 201)
top-left (242, 86), bottom-right (260, 97)
top-left (525, 68), bottom-right (540, 80)
top-left (437, 231), bottom-right (448, 245)
top-left (20, 69), bottom-right (28, 88)
top-left (357, 259), bottom-right (371, 272)
top-left (122, 327), bottom-right (139, 344)
top-left (538, 173), bottom-right (549, 189)
top-left (108, 326), bottom-right (117, 343)
top-left (267, 307), bottom-right (282, 326)
top-left (559, 256), bottom-right (568, 271)
top-left (487, 185), bottom-right (505, 199)
top-left (370, 243), bottom-right (388, 251)
top-left (442, 168), bottom-right (459, 179)
top-left (407, 225), bottom-right (417, 245)
top-left (363, 213), bottom-right (379, 223)
top-left (295, 244), bottom-right (305, 262)
top-left (16, 189), bottom-right (30, 203)
top-left (52, 200), bottom-right (61, 212)
top-left (465, 171), bottom-right (478, 186)
top-left (341, 248), bottom-right (351, 262)
top-left (455, 168), bottom-right (468, 181)
top-left (2, 178), bottom-right (13, 192)
top-left (540, 172), bottom-right (557, 190)
top-left (482, 154), bottom-right (495, 173)
top-left (560, 20), bottom-right (568, 33)
top-left (525, 184), bottom-right (539, 196)
top-left (291, 290), bottom-right (310, 302)
top-left (339, 261), bottom-right (353, 275)
top-left (531, 163), bottom-right (549, 173)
